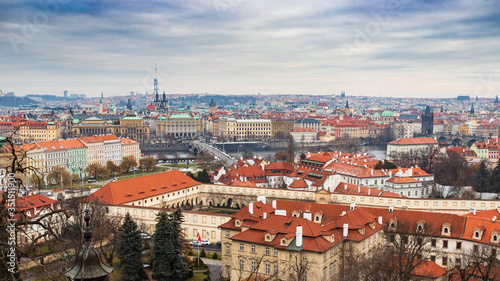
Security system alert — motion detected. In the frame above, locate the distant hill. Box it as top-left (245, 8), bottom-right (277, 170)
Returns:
top-left (0, 96), bottom-right (37, 107)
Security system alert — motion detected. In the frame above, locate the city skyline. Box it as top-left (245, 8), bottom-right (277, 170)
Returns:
top-left (1, 0), bottom-right (499, 98)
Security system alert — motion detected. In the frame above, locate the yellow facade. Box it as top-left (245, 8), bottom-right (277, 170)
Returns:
top-left (19, 122), bottom-right (61, 142)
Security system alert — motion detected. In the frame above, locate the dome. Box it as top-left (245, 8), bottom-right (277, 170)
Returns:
top-left (381, 110), bottom-right (393, 117)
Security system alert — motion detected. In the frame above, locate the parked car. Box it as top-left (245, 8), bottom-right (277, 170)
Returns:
top-left (200, 240), bottom-right (211, 245)
top-left (189, 241), bottom-right (202, 246)
top-left (139, 232), bottom-right (151, 239)
top-left (87, 179), bottom-right (97, 183)
top-left (216, 241), bottom-right (221, 247)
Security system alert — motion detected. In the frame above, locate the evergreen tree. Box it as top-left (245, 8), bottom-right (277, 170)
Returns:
top-left (196, 169), bottom-right (211, 183)
top-left (374, 161), bottom-right (384, 170)
top-left (170, 209), bottom-right (188, 279)
top-left (153, 211), bottom-right (174, 280)
top-left (117, 213), bottom-right (145, 281)
top-left (383, 160), bottom-right (397, 169)
top-left (153, 210), bottom-right (189, 280)
top-left (489, 158), bottom-right (500, 192)
top-left (474, 160), bottom-right (490, 192)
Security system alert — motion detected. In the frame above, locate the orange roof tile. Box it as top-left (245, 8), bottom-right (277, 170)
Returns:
top-left (87, 170), bottom-right (200, 205)
top-left (388, 137), bottom-right (438, 145)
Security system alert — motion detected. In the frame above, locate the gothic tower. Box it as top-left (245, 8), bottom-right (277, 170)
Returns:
top-left (209, 98), bottom-right (216, 115)
top-left (421, 105), bottom-right (434, 135)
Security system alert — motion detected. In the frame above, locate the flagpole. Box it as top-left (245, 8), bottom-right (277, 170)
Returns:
top-left (198, 243), bottom-right (200, 267)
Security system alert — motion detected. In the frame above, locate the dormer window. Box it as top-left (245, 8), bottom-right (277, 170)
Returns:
top-left (281, 238), bottom-right (287, 246)
top-left (493, 235), bottom-right (498, 242)
top-left (441, 222), bottom-right (451, 236)
top-left (473, 226), bottom-right (485, 240)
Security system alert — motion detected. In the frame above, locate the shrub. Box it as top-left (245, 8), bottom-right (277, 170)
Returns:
top-left (143, 241), bottom-right (151, 250)
top-left (212, 252), bottom-right (218, 259)
top-left (200, 249), bottom-right (206, 257)
top-left (192, 257), bottom-right (205, 268)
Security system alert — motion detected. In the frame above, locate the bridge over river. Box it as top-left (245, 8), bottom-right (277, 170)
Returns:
top-left (188, 140), bottom-right (237, 165)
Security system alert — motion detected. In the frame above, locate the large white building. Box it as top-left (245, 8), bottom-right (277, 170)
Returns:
top-left (387, 137), bottom-right (439, 160)
top-left (290, 128), bottom-right (317, 143)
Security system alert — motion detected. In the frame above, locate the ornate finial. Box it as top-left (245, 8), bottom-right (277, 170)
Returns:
top-left (83, 208), bottom-right (92, 243)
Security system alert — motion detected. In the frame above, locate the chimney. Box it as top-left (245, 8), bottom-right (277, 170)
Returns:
top-left (275, 209), bottom-right (287, 216)
top-left (389, 171), bottom-right (392, 177)
top-left (470, 208), bottom-right (476, 216)
top-left (272, 200), bottom-right (277, 209)
top-left (304, 211), bottom-right (312, 221)
top-left (257, 196), bottom-right (266, 204)
top-left (357, 186), bottom-right (360, 193)
top-left (368, 189), bottom-right (371, 195)
top-left (378, 216), bottom-right (383, 225)
top-left (371, 169), bottom-right (373, 176)
top-left (296, 225), bottom-right (303, 247)
top-left (249, 203), bottom-right (254, 215)
top-left (263, 212), bottom-right (267, 219)
top-left (497, 206), bottom-right (500, 215)
top-left (343, 223), bottom-right (348, 238)
top-left (493, 216), bottom-right (497, 223)
top-left (341, 211), bottom-right (346, 216)
top-left (389, 205), bottom-right (394, 213)
top-left (261, 163), bottom-right (265, 171)
top-left (350, 203), bottom-right (356, 211)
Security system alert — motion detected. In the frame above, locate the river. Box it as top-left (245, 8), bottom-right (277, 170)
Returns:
top-left (150, 144), bottom-right (387, 161)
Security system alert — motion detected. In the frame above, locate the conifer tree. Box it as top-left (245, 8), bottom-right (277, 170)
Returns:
top-left (474, 160), bottom-right (490, 192)
top-left (170, 209), bottom-right (189, 280)
top-left (117, 213), bottom-right (145, 281)
top-left (196, 169), bottom-right (211, 183)
top-left (153, 211), bottom-right (174, 280)
top-left (489, 158), bottom-right (500, 192)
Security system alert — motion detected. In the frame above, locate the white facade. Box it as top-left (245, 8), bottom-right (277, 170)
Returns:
top-left (290, 129), bottom-right (317, 143)
top-left (104, 139), bottom-right (122, 165)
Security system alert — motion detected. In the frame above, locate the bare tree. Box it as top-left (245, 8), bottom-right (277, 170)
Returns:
top-left (1, 131), bottom-right (69, 281)
top-left (450, 244), bottom-right (500, 281)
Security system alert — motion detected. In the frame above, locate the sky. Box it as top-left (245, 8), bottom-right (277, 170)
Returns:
top-left (1, 0), bottom-right (499, 98)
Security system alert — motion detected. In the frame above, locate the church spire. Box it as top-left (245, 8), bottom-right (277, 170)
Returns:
top-left (470, 104), bottom-right (475, 115)
top-left (154, 64), bottom-right (159, 102)
top-left (345, 100), bottom-right (349, 108)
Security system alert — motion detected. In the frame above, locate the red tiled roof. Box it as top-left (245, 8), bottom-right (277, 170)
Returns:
top-left (87, 170), bottom-right (200, 205)
top-left (388, 137), bottom-right (438, 145)
top-left (411, 260), bottom-right (446, 278)
top-left (289, 179), bottom-right (308, 189)
top-left (386, 176), bottom-right (420, 184)
top-left (59, 139), bottom-right (86, 149)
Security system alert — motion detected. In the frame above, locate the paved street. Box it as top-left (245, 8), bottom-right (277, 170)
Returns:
top-left (202, 257), bottom-right (221, 281)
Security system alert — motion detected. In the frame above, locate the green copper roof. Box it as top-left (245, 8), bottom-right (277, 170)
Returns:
top-left (72, 119), bottom-right (80, 124)
top-left (157, 116), bottom-right (167, 121)
top-left (381, 110), bottom-right (393, 117)
top-left (122, 116), bottom-right (142, 120)
top-left (373, 112), bottom-right (380, 117)
top-left (170, 114), bottom-right (192, 119)
top-left (47, 121), bottom-right (55, 125)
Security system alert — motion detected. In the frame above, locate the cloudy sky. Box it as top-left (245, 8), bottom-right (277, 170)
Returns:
top-left (1, 0), bottom-right (499, 98)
